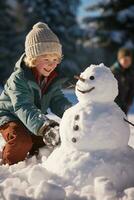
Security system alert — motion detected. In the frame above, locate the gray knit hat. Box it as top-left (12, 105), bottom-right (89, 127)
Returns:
top-left (25, 22), bottom-right (62, 58)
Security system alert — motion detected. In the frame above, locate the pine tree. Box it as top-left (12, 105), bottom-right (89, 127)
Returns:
top-left (83, 0), bottom-right (134, 49)
top-left (0, 0), bottom-right (17, 84)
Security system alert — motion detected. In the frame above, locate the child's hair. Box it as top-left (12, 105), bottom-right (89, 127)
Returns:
top-left (117, 48), bottom-right (133, 60)
top-left (24, 53), bottom-right (63, 68)
top-left (24, 56), bottom-right (36, 68)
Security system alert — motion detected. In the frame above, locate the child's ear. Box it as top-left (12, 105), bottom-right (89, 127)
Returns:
top-left (31, 58), bottom-right (37, 67)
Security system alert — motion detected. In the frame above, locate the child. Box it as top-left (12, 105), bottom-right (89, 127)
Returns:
top-left (0, 22), bottom-right (72, 165)
top-left (111, 48), bottom-right (134, 114)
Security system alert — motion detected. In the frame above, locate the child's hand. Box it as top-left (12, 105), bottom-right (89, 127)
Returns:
top-left (43, 125), bottom-right (60, 147)
top-left (39, 119), bottom-right (60, 147)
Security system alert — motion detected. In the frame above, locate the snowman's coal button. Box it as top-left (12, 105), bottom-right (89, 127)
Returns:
top-left (89, 76), bottom-right (95, 80)
top-left (72, 137), bottom-right (77, 143)
top-left (73, 125), bottom-right (79, 130)
top-left (74, 115), bottom-right (79, 120)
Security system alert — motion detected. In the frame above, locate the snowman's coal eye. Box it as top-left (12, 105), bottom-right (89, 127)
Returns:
top-left (89, 76), bottom-right (95, 80)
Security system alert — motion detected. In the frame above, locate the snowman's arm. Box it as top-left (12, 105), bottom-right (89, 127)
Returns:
top-left (124, 118), bottom-right (134, 127)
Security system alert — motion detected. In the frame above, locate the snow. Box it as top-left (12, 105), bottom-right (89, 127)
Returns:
top-left (0, 122), bottom-right (134, 200)
top-left (0, 64), bottom-right (134, 199)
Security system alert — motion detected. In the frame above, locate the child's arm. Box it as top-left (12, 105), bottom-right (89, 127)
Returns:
top-left (49, 88), bottom-right (72, 118)
top-left (7, 72), bottom-right (56, 136)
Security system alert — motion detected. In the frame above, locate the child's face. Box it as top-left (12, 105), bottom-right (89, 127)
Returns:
top-left (119, 56), bottom-right (132, 69)
top-left (34, 53), bottom-right (61, 76)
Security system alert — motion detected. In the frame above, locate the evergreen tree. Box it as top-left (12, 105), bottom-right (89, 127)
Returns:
top-left (0, 0), bottom-right (17, 85)
top-left (83, 0), bottom-right (134, 49)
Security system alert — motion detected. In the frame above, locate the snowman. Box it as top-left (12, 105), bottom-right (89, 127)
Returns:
top-left (44, 64), bottom-right (134, 194)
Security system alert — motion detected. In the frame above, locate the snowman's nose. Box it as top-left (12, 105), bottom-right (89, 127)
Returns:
top-left (74, 75), bottom-right (85, 82)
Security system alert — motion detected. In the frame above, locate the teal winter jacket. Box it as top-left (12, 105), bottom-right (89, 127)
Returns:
top-left (0, 54), bottom-right (72, 135)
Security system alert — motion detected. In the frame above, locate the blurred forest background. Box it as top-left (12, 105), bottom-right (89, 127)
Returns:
top-left (0, 0), bottom-right (134, 85)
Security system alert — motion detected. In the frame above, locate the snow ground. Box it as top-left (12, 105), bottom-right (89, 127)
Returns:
top-left (0, 89), bottom-right (134, 200)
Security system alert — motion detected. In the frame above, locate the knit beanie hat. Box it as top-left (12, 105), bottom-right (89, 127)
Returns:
top-left (117, 48), bottom-right (133, 60)
top-left (25, 22), bottom-right (62, 58)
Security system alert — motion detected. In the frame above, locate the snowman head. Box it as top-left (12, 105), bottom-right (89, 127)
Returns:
top-left (75, 63), bottom-right (118, 104)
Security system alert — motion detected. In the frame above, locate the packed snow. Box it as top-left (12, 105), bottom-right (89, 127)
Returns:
top-left (0, 64), bottom-right (134, 200)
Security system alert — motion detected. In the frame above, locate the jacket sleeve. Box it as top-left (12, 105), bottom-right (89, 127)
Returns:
top-left (110, 64), bottom-right (120, 80)
top-left (7, 72), bottom-right (47, 135)
top-left (127, 69), bottom-right (134, 104)
top-left (49, 88), bottom-right (72, 118)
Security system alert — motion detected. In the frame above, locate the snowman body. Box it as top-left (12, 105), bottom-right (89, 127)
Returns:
top-left (59, 101), bottom-right (129, 151)
top-left (45, 64), bottom-right (134, 191)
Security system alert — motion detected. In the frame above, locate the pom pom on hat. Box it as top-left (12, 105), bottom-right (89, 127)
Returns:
top-left (25, 22), bottom-right (62, 58)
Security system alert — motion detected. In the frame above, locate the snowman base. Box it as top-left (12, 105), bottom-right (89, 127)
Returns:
top-left (44, 145), bottom-right (134, 192)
